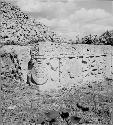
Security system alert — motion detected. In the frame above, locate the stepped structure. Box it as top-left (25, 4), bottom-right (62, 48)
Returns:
top-left (1, 2), bottom-right (113, 125)
top-left (0, 1), bottom-right (113, 93)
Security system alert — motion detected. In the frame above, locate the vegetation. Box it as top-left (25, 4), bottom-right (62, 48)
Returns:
top-left (1, 1), bottom-right (113, 125)
top-left (75, 30), bottom-right (113, 45)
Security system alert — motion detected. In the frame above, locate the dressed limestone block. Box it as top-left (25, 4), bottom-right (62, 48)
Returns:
top-left (57, 43), bottom-right (72, 56)
top-left (94, 45), bottom-right (110, 56)
top-left (60, 57), bottom-right (83, 88)
top-left (35, 42), bottom-right (56, 57)
top-left (36, 42), bottom-right (61, 57)
top-left (36, 43), bottom-right (83, 58)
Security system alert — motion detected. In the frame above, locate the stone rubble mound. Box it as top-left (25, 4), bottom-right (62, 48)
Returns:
top-left (0, 1), bottom-right (66, 47)
top-left (0, 1), bottom-right (113, 125)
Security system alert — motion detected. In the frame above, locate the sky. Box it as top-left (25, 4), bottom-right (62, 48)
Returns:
top-left (8, 0), bottom-right (113, 40)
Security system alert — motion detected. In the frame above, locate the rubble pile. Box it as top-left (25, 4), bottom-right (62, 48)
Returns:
top-left (0, 1), bottom-right (113, 125)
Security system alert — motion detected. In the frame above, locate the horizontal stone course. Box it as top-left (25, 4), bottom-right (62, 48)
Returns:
top-left (1, 44), bottom-right (112, 92)
top-left (1, 1), bottom-right (113, 92)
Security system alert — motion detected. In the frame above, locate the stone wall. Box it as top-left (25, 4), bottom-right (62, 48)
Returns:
top-left (1, 43), bottom-right (113, 92)
top-left (31, 43), bottom-right (113, 91)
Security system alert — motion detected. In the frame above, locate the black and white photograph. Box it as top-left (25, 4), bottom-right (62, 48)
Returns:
top-left (0, 0), bottom-right (113, 125)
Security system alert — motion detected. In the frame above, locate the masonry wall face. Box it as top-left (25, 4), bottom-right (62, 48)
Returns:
top-left (1, 44), bottom-right (113, 92)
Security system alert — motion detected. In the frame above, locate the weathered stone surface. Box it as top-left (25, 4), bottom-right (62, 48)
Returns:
top-left (0, 1), bottom-right (113, 93)
top-left (1, 2), bottom-right (113, 125)
top-left (0, 45), bottom-right (31, 83)
top-left (1, 45), bottom-right (113, 93)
